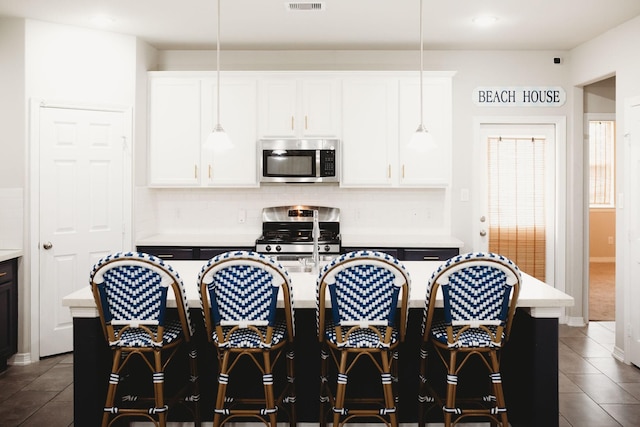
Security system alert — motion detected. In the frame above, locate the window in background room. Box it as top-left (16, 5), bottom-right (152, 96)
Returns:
top-left (589, 120), bottom-right (616, 208)
top-left (488, 136), bottom-right (546, 281)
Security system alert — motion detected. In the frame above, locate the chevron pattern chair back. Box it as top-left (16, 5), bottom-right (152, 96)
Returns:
top-left (89, 251), bottom-right (200, 427)
top-left (418, 252), bottom-right (521, 427)
top-left (197, 250), bottom-right (296, 427)
top-left (316, 250), bottom-right (410, 426)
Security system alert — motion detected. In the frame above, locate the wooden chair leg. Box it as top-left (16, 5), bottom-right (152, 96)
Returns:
top-left (333, 352), bottom-right (349, 426)
top-left (381, 351), bottom-right (398, 427)
top-left (213, 351), bottom-right (231, 427)
top-left (443, 351), bottom-right (458, 427)
top-left (489, 351), bottom-right (508, 426)
top-left (286, 349), bottom-right (297, 427)
top-left (102, 349), bottom-right (122, 427)
top-left (319, 348), bottom-right (330, 427)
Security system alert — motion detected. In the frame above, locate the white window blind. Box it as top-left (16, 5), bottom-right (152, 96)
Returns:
top-left (589, 120), bottom-right (615, 207)
top-left (488, 136), bottom-right (546, 281)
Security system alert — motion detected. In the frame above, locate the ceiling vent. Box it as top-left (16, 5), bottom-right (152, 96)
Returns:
top-left (286, 2), bottom-right (325, 11)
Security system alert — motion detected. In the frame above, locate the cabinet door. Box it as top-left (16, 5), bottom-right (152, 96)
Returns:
top-left (259, 79), bottom-right (298, 138)
top-left (258, 77), bottom-right (340, 138)
top-left (300, 79), bottom-right (341, 137)
top-left (341, 78), bottom-right (398, 187)
top-left (398, 77), bottom-right (452, 186)
top-left (148, 78), bottom-right (202, 186)
top-left (202, 77), bottom-right (259, 186)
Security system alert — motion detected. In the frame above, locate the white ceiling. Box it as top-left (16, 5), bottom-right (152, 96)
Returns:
top-left (1, 0), bottom-right (640, 51)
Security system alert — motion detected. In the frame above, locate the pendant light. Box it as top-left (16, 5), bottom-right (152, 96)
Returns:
top-left (203, 0), bottom-right (232, 151)
top-left (408, 0), bottom-right (436, 152)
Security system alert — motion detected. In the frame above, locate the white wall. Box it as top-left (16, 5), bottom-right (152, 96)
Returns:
top-left (0, 18), bottom-right (26, 249)
top-left (21, 19), bottom-right (138, 361)
top-left (570, 15), bottom-right (640, 361)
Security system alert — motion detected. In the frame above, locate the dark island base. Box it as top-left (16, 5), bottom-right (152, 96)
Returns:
top-left (73, 308), bottom-right (558, 426)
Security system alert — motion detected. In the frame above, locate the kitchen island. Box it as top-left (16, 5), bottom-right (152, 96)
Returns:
top-left (63, 259), bottom-right (573, 426)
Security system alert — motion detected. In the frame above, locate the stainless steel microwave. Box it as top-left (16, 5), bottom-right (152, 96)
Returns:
top-left (259, 139), bottom-right (340, 183)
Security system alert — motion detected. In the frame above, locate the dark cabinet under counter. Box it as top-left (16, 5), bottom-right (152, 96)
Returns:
top-left (136, 246), bottom-right (254, 261)
top-left (0, 258), bottom-right (18, 372)
top-left (341, 246), bottom-right (459, 261)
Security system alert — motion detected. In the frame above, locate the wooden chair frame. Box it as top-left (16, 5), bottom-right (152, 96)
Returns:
top-left (417, 252), bottom-right (521, 427)
top-left (316, 251), bottom-right (411, 427)
top-left (90, 252), bottom-right (200, 427)
top-left (198, 251), bottom-right (296, 427)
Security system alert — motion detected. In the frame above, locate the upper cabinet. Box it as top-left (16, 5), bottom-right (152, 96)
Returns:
top-left (147, 71), bottom-right (454, 189)
top-left (201, 77), bottom-right (258, 187)
top-left (258, 76), bottom-right (341, 138)
top-left (397, 76), bottom-right (453, 186)
top-left (148, 77), bottom-right (202, 186)
top-left (340, 72), bottom-right (454, 188)
top-left (148, 72), bottom-right (259, 187)
top-left (341, 77), bottom-right (398, 187)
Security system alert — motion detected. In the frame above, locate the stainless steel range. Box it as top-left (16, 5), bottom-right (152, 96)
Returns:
top-left (255, 205), bottom-right (341, 261)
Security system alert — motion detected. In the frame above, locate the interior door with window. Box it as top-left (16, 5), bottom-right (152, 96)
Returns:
top-left (475, 124), bottom-right (556, 284)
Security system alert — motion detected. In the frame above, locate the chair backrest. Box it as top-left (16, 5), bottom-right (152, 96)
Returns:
top-left (316, 250), bottom-right (411, 343)
top-left (197, 251), bottom-right (295, 344)
top-left (421, 252), bottom-right (521, 344)
top-left (89, 251), bottom-right (194, 344)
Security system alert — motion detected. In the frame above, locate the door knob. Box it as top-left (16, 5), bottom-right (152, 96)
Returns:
top-left (479, 230), bottom-right (487, 237)
top-left (42, 241), bottom-right (53, 250)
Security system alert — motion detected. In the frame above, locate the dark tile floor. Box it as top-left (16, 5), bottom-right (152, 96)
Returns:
top-left (0, 321), bottom-right (638, 426)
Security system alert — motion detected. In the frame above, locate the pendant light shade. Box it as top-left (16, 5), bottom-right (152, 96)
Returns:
top-left (408, 0), bottom-right (437, 153)
top-left (203, 0), bottom-right (232, 152)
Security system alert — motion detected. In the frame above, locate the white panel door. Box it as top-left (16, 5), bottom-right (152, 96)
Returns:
top-left (626, 96), bottom-right (640, 368)
top-left (39, 106), bottom-right (126, 357)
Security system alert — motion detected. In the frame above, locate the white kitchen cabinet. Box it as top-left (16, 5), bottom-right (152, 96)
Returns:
top-left (148, 73), bottom-right (259, 187)
top-left (258, 76), bottom-right (340, 138)
top-left (148, 77), bottom-right (202, 186)
top-left (398, 76), bottom-right (453, 186)
top-left (340, 77), bottom-right (398, 187)
top-left (201, 77), bottom-right (258, 186)
top-left (341, 73), bottom-right (453, 188)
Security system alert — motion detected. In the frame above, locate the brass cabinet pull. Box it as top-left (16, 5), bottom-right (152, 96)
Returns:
top-left (388, 165), bottom-right (391, 178)
top-left (194, 164), bottom-right (198, 179)
top-left (208, 165), bottom-right (212, 179)
top-left (291, 116), bottom-right (295, 130)
top-left (158, 254), bottom-right (174, 258)
top-left (0, 272), bottom-right (6, 278)
top-left (305, 115), bottom-right (308, 130)
top-left (422, 256), bottom-right (439, 261)
top-left (402, 165), bottom-right (405, 178)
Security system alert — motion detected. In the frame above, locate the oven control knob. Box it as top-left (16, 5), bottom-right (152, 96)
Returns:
top-left (275, 245), bottom-right (282, 252)
top-left (324, 245), bottom-right (331, 252)
top-left (265, 245), bottom-right (272, 252)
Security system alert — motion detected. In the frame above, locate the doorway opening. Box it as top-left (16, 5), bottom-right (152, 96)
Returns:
top-left (584, 77), bottom-right (616, 322)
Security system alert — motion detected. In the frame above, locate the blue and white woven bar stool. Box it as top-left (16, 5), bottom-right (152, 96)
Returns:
top-left (316, 250), bottom-right (411, 427)
top-left (89, 251), bottom-right (200, 427)
top-left (197, 251), bottom-right (296, 427)
top-left (417, 252), bottom-right (521, 427)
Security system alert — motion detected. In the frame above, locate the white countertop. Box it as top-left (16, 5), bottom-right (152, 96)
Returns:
top-left (0, 249), bottom-right (23, 263)
top-left (63, 260), bottom-right (573, 319)
top-left (136, 233), bottom-right (464, 249)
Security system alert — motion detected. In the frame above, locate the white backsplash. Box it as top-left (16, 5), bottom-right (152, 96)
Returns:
top-left (135, 185), bottom-right (449, 240)
top-left (0, 188), bottom-right (23, 249)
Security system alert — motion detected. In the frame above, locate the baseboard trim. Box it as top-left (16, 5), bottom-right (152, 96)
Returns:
top-left (9, 352), bottom-right (32, 366)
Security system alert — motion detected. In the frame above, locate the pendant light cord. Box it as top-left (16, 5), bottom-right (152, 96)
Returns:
top-left (216, 0), bottom-right (221, 126)
top-left (419, 0), bottom-right (424, 128)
